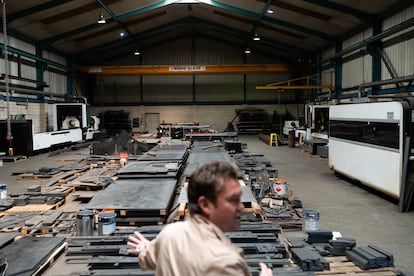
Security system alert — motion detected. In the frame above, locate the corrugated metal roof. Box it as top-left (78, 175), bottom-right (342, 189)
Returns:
top-left (1, 0), bottom-right (412, 65)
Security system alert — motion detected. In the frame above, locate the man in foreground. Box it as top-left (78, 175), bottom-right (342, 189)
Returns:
top-left (128, 161), bottom-right (273, 275)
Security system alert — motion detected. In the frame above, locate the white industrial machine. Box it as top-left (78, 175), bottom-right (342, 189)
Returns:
top-left (328, 100), bottom-right (414, 211)
top-left (305, 103), bottom-right (330, 140)
top-left (32, 102), bottom-right (99, 151)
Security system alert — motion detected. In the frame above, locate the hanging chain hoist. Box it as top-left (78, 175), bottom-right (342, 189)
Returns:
top-left (1, 0), bottom-right (13, 156)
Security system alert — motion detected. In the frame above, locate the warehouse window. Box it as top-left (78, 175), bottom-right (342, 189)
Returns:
top-left (330, 120), bottom-right (399, 149)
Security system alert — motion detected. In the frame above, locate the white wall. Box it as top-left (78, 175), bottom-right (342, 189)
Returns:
top-left (0, 102), bottom-right (51, 133)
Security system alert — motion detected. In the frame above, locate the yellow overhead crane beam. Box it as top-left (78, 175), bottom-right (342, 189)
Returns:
top-left (256, 71), bottom-right (334, 90)
top-left (76, 64), bottom-right (291, 75)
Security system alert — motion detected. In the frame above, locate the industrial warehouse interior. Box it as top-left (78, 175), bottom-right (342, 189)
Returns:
top-left (0, 0), bottom-right (414, 275)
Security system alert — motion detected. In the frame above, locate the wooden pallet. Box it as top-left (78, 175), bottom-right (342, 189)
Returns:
top-left (4, 199), bottom-right (66, 214)
top-left (68, 181), bottom-right (109, 191)
top-left (316, 256), bottom-right (398, 275)
top-left (46, 185), bottom-right (76, 196)
top-left (21, 212), bottom-right (76, 236)
top-left (115, 216), bottom-right (165, 227)
top-left (177, 200), bottom-right (262, 218)
top-left (42, 166), bottom-right (90, 187)
top-left (178, 202), bottom-right (188, 217)
top-left (0, 155), bottom-right (27, 162)
top-left (16, 173), bottom-right (53, 180)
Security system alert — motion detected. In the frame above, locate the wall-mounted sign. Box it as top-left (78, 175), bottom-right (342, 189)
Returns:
top-left (169, 66), bottom-right (206, 72)
top-left (89, 67), bottom-right (103, 73)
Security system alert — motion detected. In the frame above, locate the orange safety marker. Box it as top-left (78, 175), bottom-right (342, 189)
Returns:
top-left (119, 152), bottom-right (129, 166)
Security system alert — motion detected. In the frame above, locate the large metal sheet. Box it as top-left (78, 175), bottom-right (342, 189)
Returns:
top-left (185, 132), bottom-right (238, 141)
top-left (85, 179), bottom-right (177, 211)
top-left (151, 140), bottom-right (187, 151)
top-left (192, 141), bottom-right (217, 147)
top-left (177, 186), bottom-right (256, 205)
top-left (231, 153), bottom-right (272, 168)
top-left (0, 236), bottom-right (65, 276)
top-left (117, 172), bottom-right (178, 179)
top-left (119, 161), bottom-right (179, 174)
top-left (191, 143), bottom-right (227, 153)
top-left (138, 150), bottom-right (188, 162)
top-left (118, 161), bottom-right (180, 178)
top-left (0, 232), bottom-right (19, 248)
top-left (183, 152), bottom-right (239, 177)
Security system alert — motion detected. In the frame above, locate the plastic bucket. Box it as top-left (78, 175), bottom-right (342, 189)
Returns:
top-left (0, 184), bottom-right (7, 199)
top-left (302, 208), bottom-right (320, 232)
top-left (98, 212), bottom-right (117, 235)
top-left (76, 209), bottom-right (95, 236)
top-left (243, 168), bottom-right (253, 181)
top-left (272, 179), bottom-right (287, 196)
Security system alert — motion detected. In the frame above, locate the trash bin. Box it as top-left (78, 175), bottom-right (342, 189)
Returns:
top-left (288, 130), bottom-right (295, 147)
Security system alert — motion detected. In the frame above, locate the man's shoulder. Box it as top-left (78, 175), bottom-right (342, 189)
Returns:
top-left (159, 220), bottom-right (189, 235)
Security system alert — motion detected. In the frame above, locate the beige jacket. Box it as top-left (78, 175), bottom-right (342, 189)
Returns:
top-left (138, 214), bottom-right (251, 276)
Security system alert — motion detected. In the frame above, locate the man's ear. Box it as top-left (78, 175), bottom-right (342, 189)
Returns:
top-left (198, 196), bottom-right (213, 217)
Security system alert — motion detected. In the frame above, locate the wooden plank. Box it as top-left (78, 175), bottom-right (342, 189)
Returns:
top-left (58, 174), bottom-right (78, 185)
top-left (316, 256), bottom-right (397, 275)
top-left (0, 155), bottom-right (27, 162)
top-left (5, 200), bottom-right (65, 213)
top-left (178, 202), bottom-right (188, 217)
top-left (7, 204), bottom-right (56, 213)
top-left (16, 173), bottom-right (53, 180)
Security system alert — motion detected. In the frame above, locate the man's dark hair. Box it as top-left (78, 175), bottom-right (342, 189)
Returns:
top-left (187, 161), bottom-right (239, 215)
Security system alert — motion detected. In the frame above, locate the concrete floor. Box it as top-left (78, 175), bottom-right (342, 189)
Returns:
top-left (1, 135), bottom-right (414, 273)
top-left (237, 135), bottom-right (414, 273)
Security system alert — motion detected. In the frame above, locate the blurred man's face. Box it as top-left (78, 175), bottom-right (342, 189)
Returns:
top-left (207, 178), bottom-right (244, 232)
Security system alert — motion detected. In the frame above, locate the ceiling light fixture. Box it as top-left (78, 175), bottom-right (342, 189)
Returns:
top-left (267, 8), bottom-right (274, 14)
top-left (253, 33), bottom-right (260, 41)
top-left (244, 48), bottom-right (251, 55)
top-left (120, 32), bottom-right (125, 37)
top-left (134, 49), bottom-right (140, 55)
top-left (97, 13), bottom-right (106, 24)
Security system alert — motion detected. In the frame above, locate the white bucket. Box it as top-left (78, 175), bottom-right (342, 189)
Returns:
top-left (302, 208), bottom-right (320, 232)
top-left (272, 179), bottom-right (287, 196)
top-left (98, 212), bottom-right (117, 235)
top-left (0, 184), bottom-right (7, 199)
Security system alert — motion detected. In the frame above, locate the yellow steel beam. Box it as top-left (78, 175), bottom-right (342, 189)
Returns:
top-left (76, 64), bottom-right (291, 75)
top-left (256, 85), bottom-right (333, 90)
top-left (256, 71), bottom-right (334, 90)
